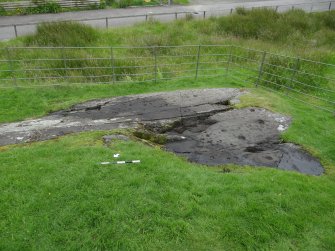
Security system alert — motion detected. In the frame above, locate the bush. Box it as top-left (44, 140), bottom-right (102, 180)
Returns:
top-left (25, 2), bottom-right (61, 14)
top-left (24, 22), bottom-right (99, 47)
top-left (117, 0), bottom-right (132, 8)
top-left (0, 6), bottom-right (6, 16)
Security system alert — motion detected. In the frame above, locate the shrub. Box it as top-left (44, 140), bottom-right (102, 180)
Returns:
top-left (105, 0), bottom-right (115, 5)
top-left (117, 0), bottom-right (132, 8)
top-left (0, 6), bottom-right (6, 16)
top-left (25, 2), bottom-right (61, 14)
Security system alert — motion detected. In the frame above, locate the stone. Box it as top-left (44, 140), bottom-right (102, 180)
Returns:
top-left (103, 134), bottom-right (129, 145)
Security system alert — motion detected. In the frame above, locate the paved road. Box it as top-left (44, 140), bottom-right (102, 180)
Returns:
top-left (0, 0), bottom-right (332, 40)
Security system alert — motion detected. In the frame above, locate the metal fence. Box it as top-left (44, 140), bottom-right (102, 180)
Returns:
top-left (0, 1), bottom-right (334, 40)
top-left (0, 45), bottom-right (334, 114)
top-left (0, 0), bottom-right (100, 11)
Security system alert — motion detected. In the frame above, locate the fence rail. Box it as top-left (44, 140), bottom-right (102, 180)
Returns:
top-left (0, 0), bottom-right (100, 10)
top-left (0, 1), bottom-right (334, 40)
top-left (0, 44), bottom-right (334, 114)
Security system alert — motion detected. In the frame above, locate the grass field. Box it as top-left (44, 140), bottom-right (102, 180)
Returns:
top-left (1, 8), bottom-right (335, 250)
top-left (1, 82), bottom-right (335, 250)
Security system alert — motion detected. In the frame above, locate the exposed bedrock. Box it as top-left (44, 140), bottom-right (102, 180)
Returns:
top-left (0, 88), bottom-right (323, 175)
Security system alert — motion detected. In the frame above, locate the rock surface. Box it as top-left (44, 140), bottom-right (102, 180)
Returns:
top-left (163, 107), bottom-right (324, 175)
top-left (0, 88), bottom-right (242, 146)
top-left (0, 88), bottom-right (324, 175)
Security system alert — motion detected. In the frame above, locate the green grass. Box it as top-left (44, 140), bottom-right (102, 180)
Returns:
top-left (1, 8), bottom-right (335, 250)
top-left (1, 85), bottom-right (335, 250)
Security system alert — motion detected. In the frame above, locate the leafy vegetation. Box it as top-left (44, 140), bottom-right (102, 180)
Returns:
top-left (0, 1), bottom-right (64, 15)
top-left (0, 0), bottom-right (188, 16)
top-left (0, 8), bottom-right (335, 250)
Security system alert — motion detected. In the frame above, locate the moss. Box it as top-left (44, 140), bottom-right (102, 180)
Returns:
top-left (133, 130), bottom-right (167, 145)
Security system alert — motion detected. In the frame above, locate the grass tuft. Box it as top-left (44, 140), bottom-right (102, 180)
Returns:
top-left (24, 22), bottom-right (99, 47)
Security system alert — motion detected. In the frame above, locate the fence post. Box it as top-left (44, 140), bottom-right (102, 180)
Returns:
top-left (329, 1), bottom-right (332, 11)
top-left (230, 8), bottom-right (233, 15)
top-left (110, 47), bottom-right (116, 84)
top-left (175, 12), bottom-right (178, 20)
top-left (256, 51), bottom-right (267, 87)
top-left (14, 25), bottom-right (18, 38)
top-left (275, 6), bottom-right (278, 12)
top-left (105, 18), bottom-right (109, 29)
top-left (154, 46), bottom-right (158, 83)
top-left (289, 58), bottom-right (300, 87)
top-left (226, 45), bottom-right (233, 73)
top-left (203, 11), bottom-right (206, 19)
top-left (195, 45), bottom-right (201, 80)
top-left (6, 47), bottom-right (17, 87)
top-left (62, 47), bottom-right (68, 81)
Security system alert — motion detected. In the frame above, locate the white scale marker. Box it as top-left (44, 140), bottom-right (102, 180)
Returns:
top-left (100, 160), bottom-right (141, 165)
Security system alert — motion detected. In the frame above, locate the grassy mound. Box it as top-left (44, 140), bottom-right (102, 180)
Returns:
top-left (24, 22), bottom-right (99, 47)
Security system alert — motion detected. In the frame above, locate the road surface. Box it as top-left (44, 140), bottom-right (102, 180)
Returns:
top-left (0, 0), bottom-right (332, 40)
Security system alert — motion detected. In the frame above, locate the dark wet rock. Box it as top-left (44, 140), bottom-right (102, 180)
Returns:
top-left (163, 108), bottom-right (324, 176)
top-left (277, 143), bottom-right (324, 176)
top-left (166, 135), bottom-right (187, 143)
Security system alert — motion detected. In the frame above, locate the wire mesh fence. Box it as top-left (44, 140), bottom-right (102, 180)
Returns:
top-left (0, 45), bottom-right (334, 114)
top-left (0, 1), bottom-right (334, 40)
